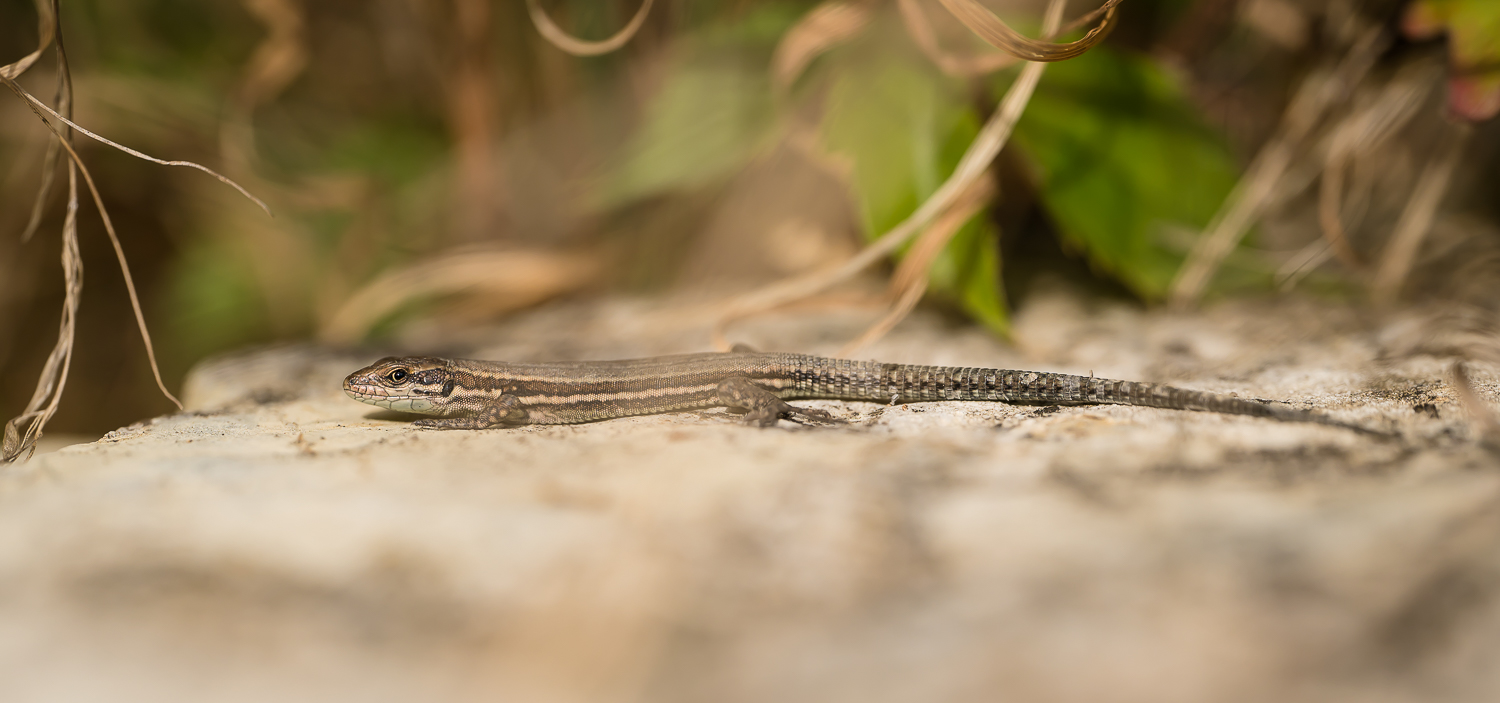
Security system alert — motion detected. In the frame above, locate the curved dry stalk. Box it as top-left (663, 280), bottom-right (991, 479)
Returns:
top-left (936, 0), bottom-right (1120, 63)
top-left (899, 0), bottom-right (1013, 77)
top-left (1371, 125), bottom-right (1469, 305)
top-left (712, 0), bottom-right (1067, 351)
top-left (772, 0), bottom-right (876, 91)
top-left (5, 79), bottom-right (271, 216)
top-left (0, 0), bottom-right (54, 80)
top-left (526, 0), bottom-right (654, 57)
top-left (901, 0), bottom-right (1116, 77)
top-left (321, 248), bottom-right (602, 344)
top-left (2, 169), bottom-right (80, 464)
top-left (4, 75), bottom-right (183, 413)
top-left (4, 0), bottom-right (75, 463)
top-left (10, 0), bottom-right (66, 243)
top-left (837, 175), bottom-right (995, 357)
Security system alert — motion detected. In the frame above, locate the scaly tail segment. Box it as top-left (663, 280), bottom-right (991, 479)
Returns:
top-left (782, 356), bottom-right (1377, 434)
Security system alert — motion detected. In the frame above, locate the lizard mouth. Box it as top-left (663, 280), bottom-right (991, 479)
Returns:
top-left (343, 381), bottom-right (439, 414)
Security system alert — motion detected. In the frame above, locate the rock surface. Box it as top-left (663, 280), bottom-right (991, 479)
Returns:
top-left (3, 294), bottom-right (1498, 703)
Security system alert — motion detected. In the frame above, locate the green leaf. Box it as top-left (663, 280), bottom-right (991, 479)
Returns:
top-left (1011, 48), bottom-right (1241, 300)
top-left (596, 5), bottom-right (802, 208)
top-left (934, 216), bottom-right (1008, 335)
top-left (821, 54), bottom-right (1008, 336)
top-left (599, 60), bottom-right (774, 207)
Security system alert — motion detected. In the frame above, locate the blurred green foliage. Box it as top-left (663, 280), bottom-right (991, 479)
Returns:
top-left (819, 44), bottom-right (1007, 334)
top-left (603, 61), bottom-right (775, 207)
top-left (599, 4), bottom-right (790, 206)
top-left (2, 0), bottom-right (1276, 434)
top-left (598, 5), bottom-right (1243, 333)
top-left (1012, 47), bottom-right (1239, 300)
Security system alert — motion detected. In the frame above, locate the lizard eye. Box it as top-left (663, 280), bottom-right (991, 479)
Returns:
top-left (387, 369), bottom-right (408, 383)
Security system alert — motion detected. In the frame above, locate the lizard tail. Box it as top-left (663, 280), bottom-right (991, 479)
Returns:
top-left (1089, 379), bottom-right (1385, 436)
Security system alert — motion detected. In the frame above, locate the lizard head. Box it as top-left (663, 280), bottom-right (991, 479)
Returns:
top-left (343, 356), bottom-right (456, 415)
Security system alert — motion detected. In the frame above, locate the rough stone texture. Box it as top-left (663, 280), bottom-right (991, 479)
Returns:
top-left (3, 293), bottom-right (1499, 703)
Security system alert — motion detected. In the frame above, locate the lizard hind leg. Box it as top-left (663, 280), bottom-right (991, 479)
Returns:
top-left (715, 376), bottom-right (839, 427)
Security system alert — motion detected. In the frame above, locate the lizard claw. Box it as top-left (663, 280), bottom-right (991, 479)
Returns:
top-left (785, 405), bottom-right (843, 425)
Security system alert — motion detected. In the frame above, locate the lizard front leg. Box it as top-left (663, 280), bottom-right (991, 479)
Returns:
top-left (413, 394), bottom-right (526, 429)
top-left (716, 377), bottom-right (839, 427)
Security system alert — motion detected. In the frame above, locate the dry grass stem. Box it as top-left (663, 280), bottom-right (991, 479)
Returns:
top-left (713, 0), bottom-right (1067, 351)
top-left (0, 0), bottom-right (54, 81)
top-left (236, 0), bottom-right (307, 108)
top-left (901, 0), bottom-right (1118, 77)
top-left (839, 277), bottom-right (930, 360)
top-left (772, 0), bottom-right (876, 91)
top-left (221, 0), bottom-right (308, 170)
top-left (6, 79), bottom-right (271, 216)
top-left (1274, 239), bottom-right (1332, 291)
top-left (837, 175), bottom-right (995, 357)
top-left (2, 0), bottom-right (260, 459)
top-left (11, 0), bottom-right (64, 243)
top-left (1451, 362), bottom-right (1500, 452)
top-left (1371, 125), bottom-right (1469, 305)
top-left (887, 177), bottom-right (994, 296)
top-left (899, 0), bottom-right (1014, 77)
top-left (1316, 66), bottom-right (1434, 271)
top-left (1317, 156), bottom-right (1360, 268)
top-left (936, 0), bottom-right (1120, 63)
top-left (320, 248), bottom-right (602, 345)
top-left (4, 0), bottom-right (75, 463)
top-left (526, 0), bottom-right (654, 57)
top-left (1, 169), bottom-right (79, 464)
top-left (4, 75), bottom-right (183, 408)
top-left (1169, 23), bottom-right (1386, 309)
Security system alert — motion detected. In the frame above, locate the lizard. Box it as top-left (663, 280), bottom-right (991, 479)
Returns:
top-left (342, 351), bottom-right (1381, 434)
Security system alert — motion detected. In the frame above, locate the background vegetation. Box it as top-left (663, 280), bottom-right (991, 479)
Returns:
top-left (3, 0), bottom-right (1499, 440)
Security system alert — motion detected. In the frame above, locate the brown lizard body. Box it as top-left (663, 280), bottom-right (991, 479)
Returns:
top-left (342, 352), bottom-right (1378, 434)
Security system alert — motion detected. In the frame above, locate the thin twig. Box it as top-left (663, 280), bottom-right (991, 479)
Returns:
top-left (1314, 65), bottom-right (1434, 272)
top-left (901, 0), bottom-right (1117, 77)
top-left (1371, 125), bottom-right (1469, 305)
top-left (19, 0), bottom-right (70, 243)
top-left (935, 0), bottom-right (1120, 62)
top-left (1169, 24), bottom-right (1386, 308)
top-left (2, 166), bottom-right (79, 463)
top-left (1274, 239), bottom-right (1332, 291)
top-left (712, 0), bottom-right (1068, 350)
top-left (1317, 155), bottom-right (1361, 268)
top-left (3, 0), bottom-right (76, 463)
top-left (837, 175), bottom-right (994, 357)
top-left (772, 0), bottom-right (876, 91)
top-left (0, 0), bottom-right (54, 80)
top-left (1452, 362), bottom-right (1500, 452)
top-left (840, 279), bottom-right (930, 360)
top-left (3, 74), bottom-right (183, 411)
top-left (526, 0), bottom-right (654, 57)
top-left (4, 78), bottom-right (271, 216)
